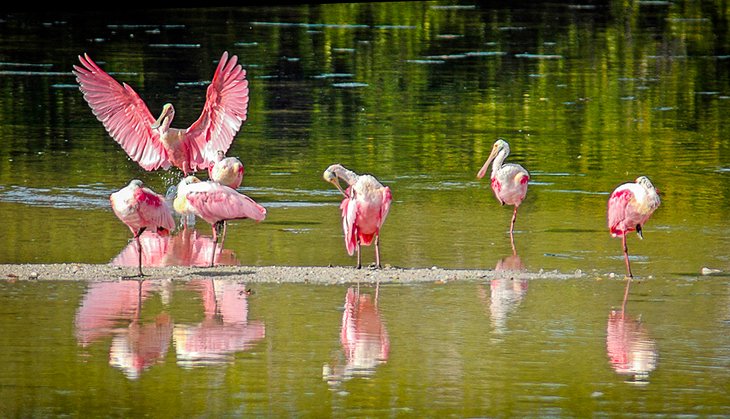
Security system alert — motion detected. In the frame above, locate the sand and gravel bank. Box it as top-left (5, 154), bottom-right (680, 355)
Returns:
top-left (0, 264), bottom-right (583, 284)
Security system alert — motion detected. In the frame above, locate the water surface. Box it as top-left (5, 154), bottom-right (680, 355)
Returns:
top-left (0, 1), bottom-right (729, 416)
top-left (1, 276), bottom-right (729, 416)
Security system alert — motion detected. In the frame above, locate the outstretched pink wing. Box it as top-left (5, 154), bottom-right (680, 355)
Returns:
top-left (185, 52), bottom-right (250, 172)
top-left (74, 54), bottom-right (169, 171)
top-left (186, 183), bottom-right (266, 225)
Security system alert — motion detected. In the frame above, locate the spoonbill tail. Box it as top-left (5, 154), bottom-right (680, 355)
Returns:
top-left (323, 164), bottom-right (392, 269)
top-left (208, 150), bottom-right (244, 189)
top-left (607, 176), bottom-right (661, 308)
top-left (110, 180), bottom-right (176, 277)
top-left (477, 139), bottom-right (530, 253)
top-left (74, 51), bottom-right (249, 175)
top-left (173, 176), bottom-right (266, 267)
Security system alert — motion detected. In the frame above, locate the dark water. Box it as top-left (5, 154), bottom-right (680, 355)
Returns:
top-left (0, 1), bottom-right (729, 416)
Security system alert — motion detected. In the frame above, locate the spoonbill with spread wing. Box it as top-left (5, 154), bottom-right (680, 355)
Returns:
top-left (74, 51), bottom-right (249, 175)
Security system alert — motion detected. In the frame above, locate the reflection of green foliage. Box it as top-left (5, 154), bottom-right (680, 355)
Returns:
top-left (0, 2), bottom-right (728, 264)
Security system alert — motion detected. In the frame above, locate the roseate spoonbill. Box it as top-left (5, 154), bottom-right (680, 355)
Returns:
top-left (173, 176), bottom-right (266, 267)
top-left (607, 176), bottom-right (661, 308)
top-left (110, 180), bottom-right (176, 277)
top-left (477, 139), bottom-right (530, 254)
top-left (208, 150), bottom-right (244, 189)
top-left (74, 51), bottom-right (249, 175)
top-left (323, 164), bottom-right (392, 269)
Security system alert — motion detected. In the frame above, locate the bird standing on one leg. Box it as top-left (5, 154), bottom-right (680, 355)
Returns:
top-left (607, 176), bottom-right (661, 310)
top-left (477, 139), bottom-right (530, 254)
top-left (323, 164), bottom-right (392, 269)
top-left (110, 180), bottom-right (176, 277)
top-left (173, 176), bottom-right (266, 267)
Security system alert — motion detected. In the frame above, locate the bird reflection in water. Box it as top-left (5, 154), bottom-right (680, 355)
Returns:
top-left (478, 254), bottom-right (528, 334)
top-left (606, 307), bottom-right (658, 383)
top-left (74, 279), bottom-right (174, 380)
top-left (174, 279), bottom-right (265, 367)
top-left (323, 286), bottom-right (389, 386)
top-left (110, 228), bottom-right (239, 268)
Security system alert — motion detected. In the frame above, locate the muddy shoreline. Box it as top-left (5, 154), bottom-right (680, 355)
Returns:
top-left (0, 264), bottom-right (584, 284)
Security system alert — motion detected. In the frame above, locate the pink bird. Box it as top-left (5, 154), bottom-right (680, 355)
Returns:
top-left (74, 51), bottom-right (249, 175)
top-left (323, 164), bottom-right (392, 269)
top-left (174, 176), bottom-right (266, 267)
top-left (477, 139), bottom-right (530, 254)
top-left (110, 180), bottom-right (176, 277)
top-left (208, 150), bottom-right (244, 189)
top-left (607, 176), bottom-right (661, 307)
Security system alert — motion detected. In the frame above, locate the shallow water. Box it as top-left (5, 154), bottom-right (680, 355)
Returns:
top-left (0, 1), bottom-right (729, 416)
top-left (1, 276), bottom-right (729, 417)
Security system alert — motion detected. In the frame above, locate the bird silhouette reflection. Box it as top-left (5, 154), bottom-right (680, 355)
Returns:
top-left (74, 278), bottom-right (264, 379)
top-left (74, 279), bottom-right (173, 379)
top-left (174, 279), bottom-right (265, 368)
top-left (478, 254), bottom-right (528, 334)
top-left (606, 308), bottom-right (658, 383)
top-left (323, 286), bottom-right (389, 385)
top-left (111, 228), bottom-right (239, 268)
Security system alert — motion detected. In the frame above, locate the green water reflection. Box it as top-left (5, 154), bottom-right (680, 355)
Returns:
top-left (0, 277), bottom-right (729, 416)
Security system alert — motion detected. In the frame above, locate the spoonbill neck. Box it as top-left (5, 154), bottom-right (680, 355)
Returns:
top-left (491, 149), bottom-right (509, 177)
top-left (330, 164), bottom-right (359, 186)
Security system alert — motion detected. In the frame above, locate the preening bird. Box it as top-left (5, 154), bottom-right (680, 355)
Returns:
top-left (323, 164), bottom-right (392, 269)
top-left (607, 176), bottom-right (661, 312)
top-left (607, 176), bottom-right (661, 279)
top-left (477, 139), bottom-right (530, 253)
top-left (110, 179), bottom-right (176, 277)
top-left (74, 51), bottom-right (249, 175)
top-left (208, 150), bottom-right (244, 189)
top-left (173, 176), bottom-right (266, 267)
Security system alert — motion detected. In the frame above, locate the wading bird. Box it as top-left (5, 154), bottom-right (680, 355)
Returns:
top-left (607, 176), bottom-right (661, 307)
top-left (173, 176), bottom-right (266, 267)
top-left (110, 180), bottom-right (176, 277)
top-left (74, 51), bottom-right (249, 175)
top-left (208, 150), bottom-right (244, 189)
top-left (323, 164), bottom-right (392, 269)
top-left (477, 139), bottom-right (530, 254)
